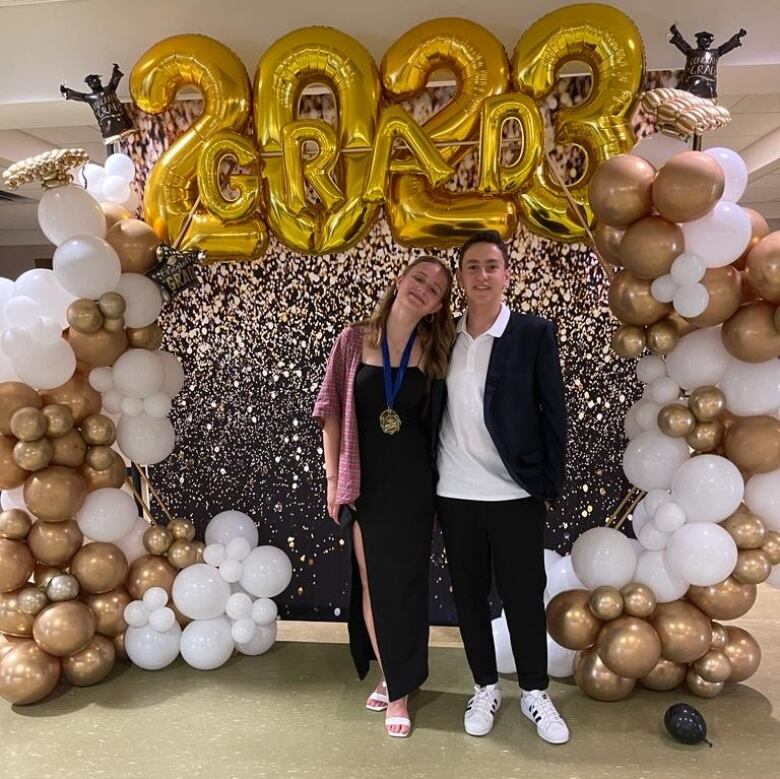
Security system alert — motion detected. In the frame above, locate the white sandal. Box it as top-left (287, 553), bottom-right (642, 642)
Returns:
top-left (365, 681), bottom-right (389, 712)
top-left (385, 716), bottom-right (412, 738)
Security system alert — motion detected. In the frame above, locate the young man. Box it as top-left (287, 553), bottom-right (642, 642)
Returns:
top-left (433, 230), bottom-right (569, 744)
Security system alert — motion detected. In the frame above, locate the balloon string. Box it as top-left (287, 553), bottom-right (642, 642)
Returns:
top-left (131, 462), bottom-right (177, 526)
top-left (545, 153), bottom-right (615, 282)
top-left (604, 488), bottom-right (637, 526)
top-left (125, 475), bottom-right (156, 524)
top-left (610, 488), bottom-right (645, 531)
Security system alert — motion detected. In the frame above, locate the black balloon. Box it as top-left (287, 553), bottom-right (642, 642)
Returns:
top-left (664, 703), bottom-right (712, 747)
top-left (146, 245), bottom-right (206, 302)
top-left (668, 25), bottom-right (747, 99)
top-left (60, 64), bottom-right (135, 142)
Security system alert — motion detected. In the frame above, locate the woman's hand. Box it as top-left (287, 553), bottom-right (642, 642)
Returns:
top-left (327, 479), bottom-right (339, 524)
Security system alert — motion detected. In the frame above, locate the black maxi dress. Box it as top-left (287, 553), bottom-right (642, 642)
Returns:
top-left (348, 363), bottom-right (434, 701)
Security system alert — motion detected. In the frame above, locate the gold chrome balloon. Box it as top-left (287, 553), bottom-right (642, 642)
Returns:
top-left (126, 324), bottom-right (163, 351)
top-left (594, 222), bottom-right (626, 265)
top-left (694, 649), bottom-right (732, 684)
top-left (167, 518), bottom-right (196, 542)
top-left (50, 428), bottom-right (87, 468)
top-left (101, 202), bottom-right (132, 232)
top-left (611, 325), bottom-right (646, 359)
top-left (61, 633), bottom-right (115, 686)
top-left (42, 375), bottom-right (102, 425)
top-left (70, 543), bottom-right (128, 594)
top-left (86, 446), bottom-right (115, 472)
top-left (657, 404), bottom-right (696, 438)
top-left (687, 577), bottom-right (757, 620)
top-left (0, 509), bottom-right (32, 540)
top-left (619, 216), bottom-right (684, 280)
top-left (646, 320), bottom-right (679, 356)
top-left (113, 630), bottom-right (128, 661)
top-left (0, 538), bottom-right (35, 593)
top-left (82, 587), bottom-right (131, 638)
top-left (652, 151), bottom-right (724, 223)
top-left (42, 403), bottom-right (75, 438)
top-left (24, 465), bottom-right (87, 522)
top-left (0, 436), bottom-right (29, 490)
top-left (723, 626), bottom-right (761, 682)
top-left (10, 407), bottom-right (47, 442)
top-left (620, 582), bottom-right (656, 619)
top-left (101, 315), bottom-right (125, 334)
top-left (710, 622), bottom-right (729, 651)
top-left (166, 539), bottom-right (198, 569)
top-left (0, 382), bottom-right (42, 436)
top-left (32, 601), bottom-right (95, 657)
top-left (745, 231), bottom-right (780, 303)
top-left (686, 420), bottom-right (724, 453)
top-left (722, 301), bottom-right (780, 363)
top-left (0, 589), bottom-right (36, 636)
top-left (724, 415), bottom-right (780, 474)
top-left (573, 647), bottom-right (635, 701)
top-left (596, 616), bottom-right (661, 678)
top-left (721, 506), bottom-right (767, 550)
top-left (67, 299), bottom-right (104, 334)
top-left (105, 219), bottom-right (160, 274)
top-left (126, 554), bottom-right (177, 600)
top-left (688, 386), bottom-right (726, 422)
top-left (13, 437), bottom-right (54, 471)
top-left (68, 326), bottom-right (128, 368)
top-left (143, 525), bottom-right (173, 555)
top-left (515, 4), bottom-right (644, 240)
top-left (546, 589), bottom-right (602, 650)
top-left (734, 208), bottom-right (770, 270)
top-left (81, 415), bottom-right (116, 447)
top-left (27, 519), bottom-right (83, 567)
top-left (97, 292), bottom-right (126, 320)
top-left (639, 656), bottom-right (686, 691)
top-left (588, 586), bottom-right (624, 621)
top-left (651, 600), bottom-right (712, 664)
top-left (686, 668), bottom-right (724, 698)
top-left (46, 574), bottom-right (80, 602)
top-left (0, 640), bottom-right (60, 705)
top-left (17, 587), bottom-right (48, 617)
top-left (688, 266), bottom-right (742, 327)
top-left (608, 270), bottom-right (671, 326)
top-left (763, 531), bottom-right (780, 565)
top-left (732, 549), bottom-right (772, 585)
top-left (79, 451), bottom-right (126, 491)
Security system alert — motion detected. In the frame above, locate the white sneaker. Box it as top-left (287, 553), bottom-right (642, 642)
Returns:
top-left (520, 690), bottom-right (570, 744)
top-left (464, 683), bottom-right (502, 736)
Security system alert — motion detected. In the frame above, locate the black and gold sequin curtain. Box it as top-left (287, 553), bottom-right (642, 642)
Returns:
top-left (122, 71), bottom-right (680, 623)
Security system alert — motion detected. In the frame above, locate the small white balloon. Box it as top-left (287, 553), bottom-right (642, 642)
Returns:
top-left (1, 328), bottom-right (34, 360)
top-left (653, 501), bottom-right (687, 533)
top-left (544, 555), bottom-right (584, 600)
top-left (102, 175), bottom-right (131, 204)
top-left (547, 632), bottom-right (577, 679)
top-left (251, 597), bottom-right (278, 626)
top-left (38, 184), bottom-right (106, 245)
top-left (149, 607), bottom-right (176, 633)
top-left (157, 351), bottom-right (185, 398)
top-left (665, 523), bottom-right (738, 586)
top-left (53, 235), bottom-right (121, 298)
top-left (651, 274), bottom-right (677, 304)
top-left (203, 543), bottom-right (227, 568)
top-left (113, 517), bottom-right (149, 564)
top-left (89, 367), bottom-right (115, 393)
top-left (104, 153), bottom-right (136, 183)
top-left (219, 558), bottom-right (243, 583)
top-left (76, 487), bottom-right (137, 542)
top-left (226, 537), bottom-right (251, 562)
top-left (673, 283), bottom-right (709, 319)
top-left (236, 622), bottom-right (277, 656)
top-left (180, 617), bottom-right (234, 670)
top-left (240, 546), bottom-right (293, 598)
top-left (637, 356), bottom-right (666, 385)
top-left (113, 349), bottom-right (164, 399)
top-left (645, 489), bottom-right (671, 515)
top-left (571, 527), bottom-right (638, 589)
top-left (638, 522), bottom-right (671, 551)
top-left (102, 389), bottom-right (123, 414)
top-left (29, 317), bottom-right (62, 346)
top-left (623, 430), bottom-right (690, 491)
top-left (125, 622), bottom-right (181, 670)
top-left (665, 327), bottom-right (731, 390)
top-left (143, 392), bottom-right (172, 418)
top-left (682, 201), bottom-right (751, 268)
top-left (13, 339), bottom-right (76, 390)
top-left (630, 499), bottom-right (651, 537)
top-left (721, 358), bottom-right (780, 417)
top-left (231, 618), bottom-right (257, 644)
top-left (491, 613), bottom-right (515, 674)
top-left (124, 601), bottom-right (150, 628)
top-left (624, 401), bottom-right (642, 440)
top-left (122, 190), bottom-right (140, 213)
top-left (172, 563), bottom-right (231, 620)
top-left (121, 396), bottom-right (144, 416)
top-left (13, 268), bottom-right (75, 328)
top-left (543, 548), bottom-right (562, 573)
top-left (635, 401), bottom-right (661, 431)
top-left (205, 510), bottom-right (259, 547)
top-left (142, 586), bottom-right (169, 612)
top-left (634, 550), bottom-right (689, 603)
top-left (671, 455), bottom-right (744, 523)
top-left (650, 377), bottom-right (680, 406)
top-left (226, 592), bottom-right (253, 621)
top-left (116, 274), bottom-right (163, 329)
top-left (83, 163), bottom-right (107, 192)
top-left (745, 470), bottom-right (780, 533)
top-left (704, 147), bottom-right (748, 203)
top-left (4, 295), bottom-right (40, 329)
top-left (670, 253), bottom-right (706, 286)
top-left (117, 413), bottom-right (175, 465)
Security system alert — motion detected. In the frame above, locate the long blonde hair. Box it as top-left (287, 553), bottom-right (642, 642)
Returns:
top-left (361, 255), bottom-right (455, 380)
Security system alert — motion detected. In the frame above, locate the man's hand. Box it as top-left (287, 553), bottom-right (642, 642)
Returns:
top-left (545, 500), bottom-right (553, 512)
top-left (326, 479), bottom-right (339, 524)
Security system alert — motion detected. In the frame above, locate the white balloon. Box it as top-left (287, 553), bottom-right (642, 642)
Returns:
top-left (630, 133), bottom-right (689, 169)
top-left (172, 563), bottom-right (231, 620)
top-left (13, 339), bottom-right (76, 390)
top-left (226, 537), bottom-right (251, 562)
top-left (121, 396), bottom-right (143, 416)
top-left (491, 614), bottom-right (515, 674)
top-left (13, 269), bottom-right (75, 328)
top-left (653, 501), bottom-right (686, 533)
top-left (571, 527), bottom-right (638, 589)
top-left (104, 153), bottom-right (136, 183)
top-left (125, 623), bottom-right (181, 670)
top-left (83, 163), bottom-right (107, 192)
top-left (0, 486), bottom-right (26, 511)
top-left (38, 184), bottom-right (106, 245)
top-left (53, 235), bottom-right (121, 298)
top-left (102, 175), bottom-right (131, 204)
top-left (219, 559), bottom-right (243, 583)
top-left (630, 499), bottom-right (651, 537)
top-left (102, 390), bottom-right (123, 414)
top-left (650, 377), bottom-right (680, 406)
top-left (5, 295), bottom-right (40, 329)
top-left (704, 147), bottom-right (748, 203)
top-left (0, 351), bottom-right (17, 382)
top-left (637, 356), bottom-right (666, 385)
top-left (142, 586), bottom-right (169, 611)
top-left (115, 274), bottom-right (163, 328)
top-left (89, 367), bottom-right (114, 393)
top-left (682, 201), bottom-right (751, 268)
top-left (745, 470), bottom-right (780, 532)
top-left (157, 351), bottom-right (185, 398)
top-left (113, 517), bottom-right (149, 564)
top-left (30, 317), bottom-right (62, 346)
top-left (634, 550), bottom-right (689, 603)
top-left (143, 392), bottom-right (171, 418)
top-left (124, 601), bottom-right (150, 628)
top-left (205, 510), bottom-right (259, 547)
top-left (226, 592), bottom-right (253, 621)
top-left (673, 283), bottom-right (709, 318)
top-left (624, 401), bottom-right (642, 440)
top-left (180, 617), bottom-right (234, 670)
top-left (2, 328), bottom-right (34, 360)
top-left (651, 274), bottom-right (677, 304)
top-left (623, 429), bottom-right (690, 491)
top-left (236, 622), bottom-right (277, 656)
top-left (113, 349), bottom-right (164, 399)
top-left (240, 545), bottom-right (293, 598)
top-left (635, 401), bottom-right (661, 431)
top-left (203, 543), bottom-right (227, 567)
top-left (644, 489), bottom-right (671, 515)
top-left (149, 607), bottom-right (176, 633)
top-left (665, 523), bottom-right (738, 586)
top-left (671, 455), bottom-right (744, 523)
top-left (766, 565), bottom-right (780, 590)
top-left (231, 618), bottom-right (257, 644)
top-left (122, 190), bottom-right (140, 213)
top-left (544, 554), bottom-right (584, 601)
top-left (670, 253), bottom-right (706, 286)
top-left (665, 327), bottom-right (731, 390)
top-left (117, 413), bottom-right (175, 465)
top-left (76, 487), bottom-right (137, 542)
top-left (547, 633), bottom-right (576, 678)
top-left (638, 522), bottom-right (671, 551)
top-left (543, 548), bottom-right (562, 573)
top-left (721, 358), bottom-right (780, 416)
top-left (251, 597), bottom-right (278, 626)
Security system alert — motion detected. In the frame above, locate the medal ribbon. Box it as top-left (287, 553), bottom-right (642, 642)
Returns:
top-left (381, 328), bottom-right (417, 412)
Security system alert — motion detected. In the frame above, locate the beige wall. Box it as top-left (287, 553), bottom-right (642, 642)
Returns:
top-left (0, 244), bottom-right (52, 280)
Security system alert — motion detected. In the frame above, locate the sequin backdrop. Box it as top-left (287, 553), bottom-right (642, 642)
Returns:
top-left (122, 71), bottom-right (680, 623)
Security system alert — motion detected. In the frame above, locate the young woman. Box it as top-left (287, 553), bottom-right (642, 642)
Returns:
top-left (313, 256), bottom-right (455, 738)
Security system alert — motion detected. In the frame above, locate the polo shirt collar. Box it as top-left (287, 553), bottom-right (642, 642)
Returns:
top-left (458, 302), bottom-right (510, 337)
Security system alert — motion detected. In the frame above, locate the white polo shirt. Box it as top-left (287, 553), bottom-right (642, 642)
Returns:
top-left (436, 303), bottom-right (530, 501)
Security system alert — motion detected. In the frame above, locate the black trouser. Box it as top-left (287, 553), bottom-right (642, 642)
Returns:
top-left (437, 496), bottom-right (548, 691)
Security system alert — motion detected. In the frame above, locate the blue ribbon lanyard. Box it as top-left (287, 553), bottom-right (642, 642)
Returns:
top-left (381, 329), bottom-right (417, 411)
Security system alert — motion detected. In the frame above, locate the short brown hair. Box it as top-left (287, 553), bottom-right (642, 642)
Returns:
top-left (458, 230), bottom-right (510, 269)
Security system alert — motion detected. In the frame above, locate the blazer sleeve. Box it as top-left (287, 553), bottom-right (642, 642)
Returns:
top-left (312, 329), bottom-right (348, 425)
top-left (535, 321), bottom-right (567, 500)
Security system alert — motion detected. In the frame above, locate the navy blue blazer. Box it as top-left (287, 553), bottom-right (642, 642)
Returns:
top-left (431, 311), bottom-right (567, 502)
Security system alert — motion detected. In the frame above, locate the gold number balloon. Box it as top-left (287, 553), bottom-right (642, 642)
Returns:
top-left (254, 26), bottom-right (381, 254)
top-left (380, 18), bottom-right (517, 247)
top-left (512, 4), bottom-right (645, 240)
top-left (130, 34), bottom-right (268, 260)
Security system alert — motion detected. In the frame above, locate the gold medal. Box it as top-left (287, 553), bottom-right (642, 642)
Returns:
top-left (379, 408), bottom-right (402, 435)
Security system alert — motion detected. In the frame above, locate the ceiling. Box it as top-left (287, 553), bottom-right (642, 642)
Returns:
top-left (1, 0), bottom-right (780, 250)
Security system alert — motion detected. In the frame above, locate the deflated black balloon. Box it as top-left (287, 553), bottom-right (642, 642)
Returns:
top-left (664, 703), bottom-right (712, 746)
